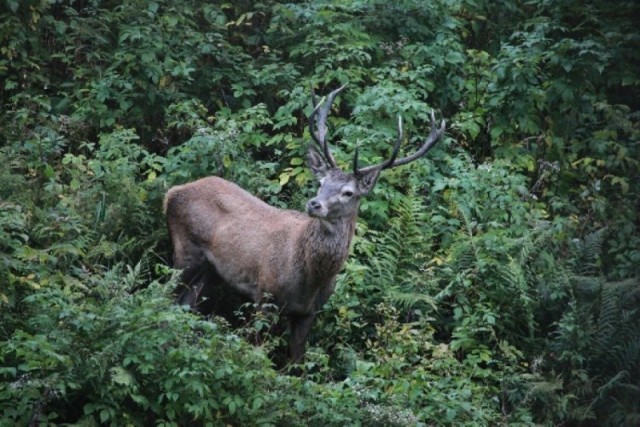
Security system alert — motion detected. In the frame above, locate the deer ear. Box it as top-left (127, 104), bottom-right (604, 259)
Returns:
top-left (307, 148), bottom-right (331, 180)
top-left (356, 168), bottom-right (381, 195)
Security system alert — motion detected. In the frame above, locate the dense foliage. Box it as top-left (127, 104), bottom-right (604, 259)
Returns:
top-left (1, 0), bottom-right (639, 425)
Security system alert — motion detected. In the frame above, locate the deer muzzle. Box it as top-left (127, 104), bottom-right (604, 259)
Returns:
top-left (306, 198), bottom-right (327, 218)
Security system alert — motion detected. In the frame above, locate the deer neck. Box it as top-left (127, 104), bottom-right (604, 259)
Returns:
top-left (302, 214), bottom-right (357, 282)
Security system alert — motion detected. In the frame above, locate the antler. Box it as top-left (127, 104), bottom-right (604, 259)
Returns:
top-left (309, 84), bottom-right (347, 169)
top-left (354, 110), bottom-right (446, 176)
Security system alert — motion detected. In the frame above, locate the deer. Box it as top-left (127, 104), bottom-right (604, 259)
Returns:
top-left (163, 85), bottom-right (445, 362)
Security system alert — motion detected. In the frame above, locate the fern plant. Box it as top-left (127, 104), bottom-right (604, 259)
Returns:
top-left (517, 229), bottom-right (640, 426)
top-left (381, 181), bottom-right (438, 315)
top-left (564, 275), bottom-right (640, 426)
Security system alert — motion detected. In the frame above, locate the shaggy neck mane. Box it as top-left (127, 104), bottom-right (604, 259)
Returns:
top-left (300, 214), bottom-right (357, 284)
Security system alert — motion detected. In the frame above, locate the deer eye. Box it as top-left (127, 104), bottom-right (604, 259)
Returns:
top-left (342, 190), bottom-right (354, 198)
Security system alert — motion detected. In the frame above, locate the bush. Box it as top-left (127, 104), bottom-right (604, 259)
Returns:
top-left (1, 0), bottom-right (639, 425)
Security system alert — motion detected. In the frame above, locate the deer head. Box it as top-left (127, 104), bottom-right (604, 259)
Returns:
top-left (304, 84), bottom-right (446, 222)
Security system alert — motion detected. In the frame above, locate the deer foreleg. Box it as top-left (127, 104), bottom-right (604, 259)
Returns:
top-left (176, 263), bottom-right (208, 309)
top-left (289, 313), bottom-right (315, 363)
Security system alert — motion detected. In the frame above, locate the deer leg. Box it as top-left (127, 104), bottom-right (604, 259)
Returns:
top-left (171, 232), bottom-right (208, 310)
top-left (289, 313), bottom-right (315, 363)
top-left (314, 279), bottom-right (336, 311)
top-left (176, 263), bottom-right (206, 309)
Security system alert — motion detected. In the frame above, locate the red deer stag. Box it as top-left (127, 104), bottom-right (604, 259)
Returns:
top-left (164, 85), bottom-right (445, 362)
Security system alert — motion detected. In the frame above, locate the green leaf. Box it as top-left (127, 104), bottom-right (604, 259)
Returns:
top-left (166, 14), bottom-right (179, 27)
top-left (4, 80), bottom-right (17, 90)
top-left (141, 52), bottom-right (155, 63)
top-left (43, 164), bottom-right (55, 179)
top-left (100, 409), bottom-right (110, 423)
top-left (279, 172), bottom-right (290, 186)
top-left (252, 396), bottom-right (263, 410)
top-left (111, 366), bottom-right (134, 386)
top-left (6, 0), bottom-right (18, 12)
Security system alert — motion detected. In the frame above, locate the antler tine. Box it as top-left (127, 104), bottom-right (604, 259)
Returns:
top-left (311, 85), bottom-right (320, 110)
top-left (354, 115), bottom-right (404, 176)
top-left (389, 110), bottom-right (445, 168)
top-left (356, 110), bottom-right (445, 175)
top-left (309, 84), bottom-right (347, 168)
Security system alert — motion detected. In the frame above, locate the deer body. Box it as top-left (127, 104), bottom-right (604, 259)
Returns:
top-left (164, 86), bottom-right (445, 362)
top-left (165, 176), bottom-right (355, 317)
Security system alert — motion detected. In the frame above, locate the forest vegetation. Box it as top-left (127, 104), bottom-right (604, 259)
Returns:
top-left (1, 0), bottom-right (639, 425)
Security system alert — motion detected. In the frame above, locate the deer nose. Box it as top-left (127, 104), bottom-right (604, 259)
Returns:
top-left (308, 199), bottom-right (321, 211)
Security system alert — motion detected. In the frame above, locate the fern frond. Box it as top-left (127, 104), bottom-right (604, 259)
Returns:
top-left (523, 375), bottom-right (564, 400)
top-left (572, 227), bottom-right (607, 276)
top-left (573, 275), bottom-right (602, 296)
top-left (123, 256), bottom-right (151, 292)
top-left (365, 184), bottom-right (431, 291)
top-left (592, 278), bottom-right (640, 363)
top-left (386, 289), bottom-right (437, 312)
